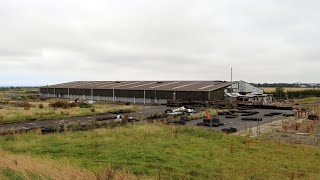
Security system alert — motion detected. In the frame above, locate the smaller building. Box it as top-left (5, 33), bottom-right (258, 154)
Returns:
top-left (231, 80), bottom-right (263, 95)
top-left (225, 92), bottom-right (273, 105)
top-left (226, 81), bottom-right (273, 105)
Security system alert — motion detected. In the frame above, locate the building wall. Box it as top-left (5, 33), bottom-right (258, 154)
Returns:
top-left (93, 89), bottom-right (113, 96)
top-left (209, 88), bottom-right (225, 100)
top-left (176, 91), bottom-right (208, 101)
top-left (232, 81), bottom-right (263, 94)
top-left (39, 87), bottom-right (226, 103)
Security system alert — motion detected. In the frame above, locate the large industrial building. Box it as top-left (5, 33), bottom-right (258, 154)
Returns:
top-left (39, 81), bottom-right (231, 104)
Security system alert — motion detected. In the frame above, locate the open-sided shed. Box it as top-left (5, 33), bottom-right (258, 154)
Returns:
top-left (40, 81), bottom-right (231, 104)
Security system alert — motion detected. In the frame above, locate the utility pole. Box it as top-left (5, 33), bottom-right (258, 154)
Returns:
top-left (231, 67), bottom-right (233, 93)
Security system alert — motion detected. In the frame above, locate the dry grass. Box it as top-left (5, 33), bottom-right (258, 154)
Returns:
top-left (0, 150), bottom-right (139, 180)
top-left (282, 119), bottom-right (319, 134)
top-left (0, 88), bottom-right (38, 100)
top-left (297, 97), bottom-right (320, 104)
top-left (2, 123), bottom-right (320, 179)
top-left (0, 103), bottom-right (141, 124)
top-left (0, 150), bottom-right (95, 179)
top-left (262, 87), bottom-right (319, 93)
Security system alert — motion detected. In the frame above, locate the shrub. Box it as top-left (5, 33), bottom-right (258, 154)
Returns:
top-left (273, 86), bottom-right (286, 99)
top-left (24, 106), bottom-right (30, 110)
top-left (38, 104), bottom-right (44, 109)
top-left (49, 101), bottom-right (70, 109)
top-left (79, 102), bottom-right (92, 108)
top-left (13, 101), bottom-right (32, 108)
top-left (60, 111), bottom-right (70, 116)
top-left (69, 102), bottom-right (78, 108)
top-left (90, 108), bottom-right (96, 112)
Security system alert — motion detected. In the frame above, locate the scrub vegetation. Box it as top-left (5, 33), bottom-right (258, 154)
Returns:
top-left (0, 101), bottom-right (140, 124)
top-left (0, 123), bottom-right (320, 179)
top-left (0, 88), bottom-right (141, 124)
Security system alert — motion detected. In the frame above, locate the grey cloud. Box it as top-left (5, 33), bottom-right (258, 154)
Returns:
top-left (0, 0), bottom-right (319, 86)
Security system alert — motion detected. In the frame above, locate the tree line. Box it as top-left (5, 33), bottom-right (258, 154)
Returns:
top-left (272, 86), bottom-right (320, 99)
top-left (252, 83), bottom-right (319, 88)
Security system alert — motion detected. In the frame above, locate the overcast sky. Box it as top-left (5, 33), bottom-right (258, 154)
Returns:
top-left (0, 0), bottom-right (319, 86)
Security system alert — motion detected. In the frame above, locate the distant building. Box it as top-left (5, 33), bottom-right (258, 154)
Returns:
top-left (225, 81), bottom-right (272, 105)
top-left (231, 80), bottom-right (263, 95)
top-left (39, 81), bottom-right (231, 104)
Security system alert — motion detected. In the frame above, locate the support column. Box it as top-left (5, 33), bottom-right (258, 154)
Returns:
top-left (113, 89), bottom-right (115, 102)
top-left (68, 88), bottom-right (70, 99)
top-left (53, 88), bottom-right (56, 98)
top-left (144, 90), bottom-right (146, 104)
top-left (91, 89), bottom-right (93, 101)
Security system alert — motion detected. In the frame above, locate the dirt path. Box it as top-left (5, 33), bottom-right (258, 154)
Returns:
top-left (0, 106), bottom-right (170, 130)
top-left (233, 117), bottom-right (307, 137)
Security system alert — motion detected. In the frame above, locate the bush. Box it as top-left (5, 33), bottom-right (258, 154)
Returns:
top-left (273, 86), bottom-right (286, 99)
top-left (79, 102), bottom-right (92, 108)
top-left (272, 89), bottom-right (320, 99)
top-left (90, 108), bottom-right (96, 112)
top-left (49, 101), bottom-right (71, 109)
top-left (287, 89), bottom-right (320, 99)
top-left (69, 102), bottom-right (78, 108)
top-left (60, 111), bottom-right (70, 116)
top-left (24, 106), bottom-right (31, 110)
top-left (38, 104), bottom-right (44, 109)
top-left (12, 101), bottom-right (32, 110)
top-left (13, 101), bottom-right (32, 108)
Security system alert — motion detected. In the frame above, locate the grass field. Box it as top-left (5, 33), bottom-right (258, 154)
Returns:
top-left (0, 102), bottom-right (141, 124)
top-left (262, 87), bottom-right (319, 93)
top-left (0, 150), bottom-right (97, 179)
top-left (297, 97), bottom-right (320, 104)
top-left (0, 123), bottom-right (320, 179)
top-left (0, 88), bottom-right (38, 100)
top-left (0, 88), bottom-right (142, 124)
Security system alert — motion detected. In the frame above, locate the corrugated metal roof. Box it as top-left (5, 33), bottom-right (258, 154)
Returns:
top-left (42, 81), bottom-right (231, 92)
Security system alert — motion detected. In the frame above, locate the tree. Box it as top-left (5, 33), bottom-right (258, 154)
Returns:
top-left (274, 86), bottom-right (286, 99)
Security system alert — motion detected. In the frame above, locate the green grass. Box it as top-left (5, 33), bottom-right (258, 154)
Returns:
top-left (0, 104), bottom-right (141, 124)
top-left (0, 123), bottom-right (320, 179)
top-left (0, 88), bottom-right (142, 124)
top-left (0, 168), bottom-right (25, 180)
top-left (0, 168), bottom-right (51, 180)
top-left (0, 88), bottom-right (38, 101)
top-left (297, 97), bottom-right (320, 104)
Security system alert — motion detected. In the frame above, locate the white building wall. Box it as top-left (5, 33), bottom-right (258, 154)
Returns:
top-left (232, 80), bottom-right (263, 94)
